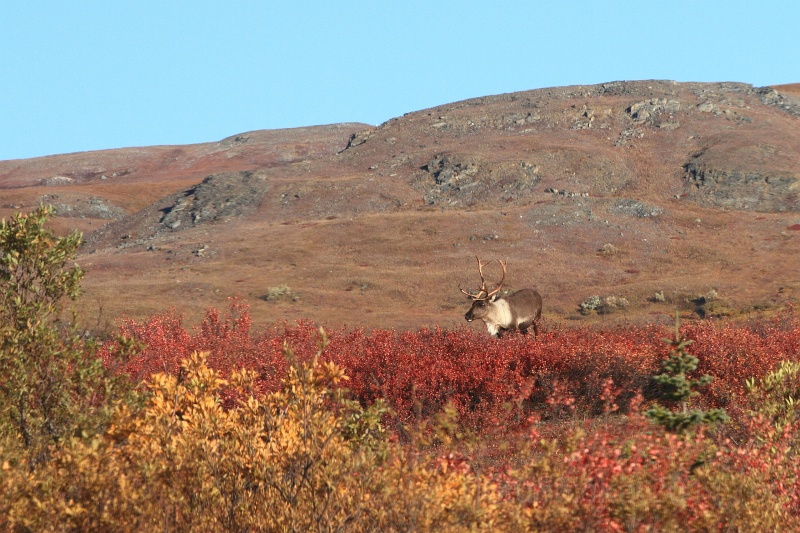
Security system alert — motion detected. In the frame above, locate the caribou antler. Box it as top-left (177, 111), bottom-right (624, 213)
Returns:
top-left (460, 256), bottom-right (506, 300)
top-left (460, 256), bottom-right (489, 299)
top-left (485, 259), bottom-right (506, 299)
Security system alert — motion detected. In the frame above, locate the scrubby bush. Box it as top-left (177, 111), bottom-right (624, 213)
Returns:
top-left (0, 206), bottom-right (132, 466)
top-left (260, 283), bottom-right (296, 302)
top-left (2, 346), bottom-right (506, 531)
top-left (98, 303), bottom-right (800, 433)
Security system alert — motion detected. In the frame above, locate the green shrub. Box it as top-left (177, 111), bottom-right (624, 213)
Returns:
top-left (0, 205), bottom-right (132, 466)
top-left (746, 360), bottom-right (800, 439)
top-left (646, 313), bottom-right (728, 432)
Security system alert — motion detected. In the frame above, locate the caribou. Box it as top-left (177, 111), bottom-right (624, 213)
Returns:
top-left (460, 257), bottom-right (542, 338)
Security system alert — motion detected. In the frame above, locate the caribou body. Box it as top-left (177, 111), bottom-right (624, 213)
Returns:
top-left (460, 257), bottom-right (542, 338)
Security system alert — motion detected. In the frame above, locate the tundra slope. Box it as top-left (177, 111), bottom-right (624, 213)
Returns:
top-left (1, 81), bottom-right (799, 330)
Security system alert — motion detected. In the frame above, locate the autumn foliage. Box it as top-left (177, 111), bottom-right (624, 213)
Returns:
top-left (1, 299), bottom-right (799, 530)
top-left (2, 207), bottom-right (800, 530)
top-left (98, 301), bottom-right (800, 430)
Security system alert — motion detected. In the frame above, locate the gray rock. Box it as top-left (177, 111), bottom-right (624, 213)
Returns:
top-left (684, 162), bottom-right (799, 212)
top-left (613, 199), bottom-right (663, 218)
top-left (627, 99), bottom-right (681, 123)
top-left (160, 171), bottom-right (269, 230)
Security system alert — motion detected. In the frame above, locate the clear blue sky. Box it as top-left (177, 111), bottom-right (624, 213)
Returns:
top-left (2, 1), bottom-right (798, 161)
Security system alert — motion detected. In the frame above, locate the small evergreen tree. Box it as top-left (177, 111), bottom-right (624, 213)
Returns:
top-left (0, 205), bottom-right (132, 466)
top-left (645, 313), bottom-right (728, 433)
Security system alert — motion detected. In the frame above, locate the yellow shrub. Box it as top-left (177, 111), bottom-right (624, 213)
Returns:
top-left (3, 349), bottom-right (505, 532)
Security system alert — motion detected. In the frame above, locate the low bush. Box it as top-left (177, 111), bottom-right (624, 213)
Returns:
top-left (5, 333), bottom-right (800, 530)
top-left (0, 206), bottom-right (134, 467)
top-left (6, 206), bottom-right (800, 529)
top-left (2, 347), bottom-right (506, 531)
top-left (97, 302), bottom-right (800, 433)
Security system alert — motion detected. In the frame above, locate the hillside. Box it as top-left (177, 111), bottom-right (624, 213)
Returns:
top-left (1, 80), bottom-right (798, 332)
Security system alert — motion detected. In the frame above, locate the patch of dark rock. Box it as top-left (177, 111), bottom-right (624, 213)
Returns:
top-left (684, 160), bottom-right (799, 212)
top-left (340, 129), bottom-right (374, 152)
top-left (160, 171), bottom-right (269, 230)
top-left (413, 154), bottom-right (540, 207)
top-left (757, 87), bottom-right (800, 118)
top-left (545, 188), bottom-right (589, 198)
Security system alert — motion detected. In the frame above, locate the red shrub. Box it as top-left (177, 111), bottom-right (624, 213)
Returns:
top-left (490, 410), bottom-right (800, 529)
top-left (325, 327), bottom-right (531, 428)
top-left (100, 303), bottom-right (800, 432)
top-left (98, 308), bottom-right (192, 381)
top-left (685, 310), bottom-right (800, 409)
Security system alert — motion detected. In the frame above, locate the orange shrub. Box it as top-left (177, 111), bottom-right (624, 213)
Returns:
top-left (2, 350), bottom-right (507, 531)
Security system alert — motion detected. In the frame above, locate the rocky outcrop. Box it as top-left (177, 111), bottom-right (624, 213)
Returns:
top-left (757, 87), bottom-right (800, 118)
top-left (684, 160), bottom-right (799, 212)
top-left (160, 171), bottom-right (269, 230)
top-left (413, 154), bottom-right (540, 207)
top-left (626, 98), bottom-right (681, 128)
top-left (38, 195), bottom-right (127, 220)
